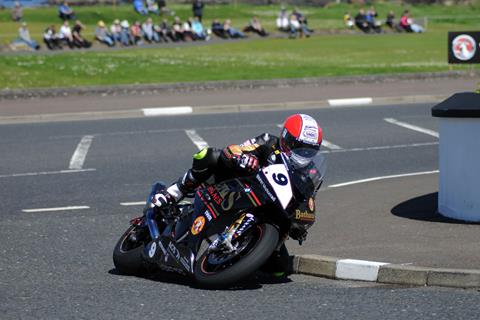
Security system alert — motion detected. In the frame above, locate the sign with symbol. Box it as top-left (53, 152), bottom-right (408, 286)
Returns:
top-left (448, 32), bottom-right (480, 64)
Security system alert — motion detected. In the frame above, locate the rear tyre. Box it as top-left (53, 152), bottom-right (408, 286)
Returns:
top-left (194, 223), bottom-right (279, 289)
top-left (113, 225), bottom-right (147, 275)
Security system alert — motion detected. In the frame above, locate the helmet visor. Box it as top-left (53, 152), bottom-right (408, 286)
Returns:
top-left (289, 147), bottom-right (319, 168)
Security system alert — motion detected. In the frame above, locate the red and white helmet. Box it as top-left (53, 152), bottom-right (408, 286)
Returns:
top-left (280, 114), bottom-right (323, 168)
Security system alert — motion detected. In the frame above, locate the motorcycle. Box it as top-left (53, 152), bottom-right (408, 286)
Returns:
top-left (113, 149), bottom-right (326, 289)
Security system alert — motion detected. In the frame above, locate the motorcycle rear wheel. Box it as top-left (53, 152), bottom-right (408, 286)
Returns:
top-left (113, 225), bottom-right (147, 275)
top-left (194, 223), bottom-right (279, 289)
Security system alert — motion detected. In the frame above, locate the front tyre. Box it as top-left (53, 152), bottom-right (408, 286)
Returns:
top-left (194, 223), bottom-right (279, 289)
top-left (113, 225), bottom-right (147, 275)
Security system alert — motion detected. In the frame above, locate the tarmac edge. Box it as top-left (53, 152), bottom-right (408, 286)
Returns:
top-left (293, 254), bottom-right (480, 289)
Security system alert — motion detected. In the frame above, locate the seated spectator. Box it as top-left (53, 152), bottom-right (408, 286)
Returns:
top-left (276, 6), bottom-right (289, 31)
top-left (130, 21), bottom-right (144, 45)
top-left (343, 12), bottom-right (354, 29)
top-left (385, 11), bottom-right (396, 30)
top-left (72, 20), bottom-right (91, 48)
top-left (59, 20), bottom-right (74, 48)
top-left (243, 16), bottom-right (268, 37)
top-left (289, 14), bottom-right (310, 38)
top-left (58, 1), bottom-right (76, 21)
top-left (355, 9), bottom-right (370, 33)
top-left (43, 25), bottom-right (63, 50)
top-left (171, 16), bottom-right (185, 41)
top-left (110, 19), bottom-right (122, 44)
top-left (133, 0), bottom-right (148, 16)
top-left (142, 17), bottom-right (160, 43)
top-left (11, 1), bottom-right (23, 22)
top-left (191, 16), bottom-right (208, 40)
top-left (399, 10), bottom-right (424, 33)
top-left (366, 6), bottom-right (382, 33)
top-left (182, 17), bottom-right (195, 41)
top-left (211, 18), bottom-right (227, 39)
top-left (224, 19), bottom-right (246, 39)
top-left (146, 0), bottom-right (160, 15)
top-left (95, 20), bottom-right (115, 47)
top-left (13, 22), bottom-right (40, 50)
top-left (293, 8), bottom-right (313, 34)
top-left (120, 20), bottom-right (132, 46)
top-left (158, 18), bottom-right (173, 42)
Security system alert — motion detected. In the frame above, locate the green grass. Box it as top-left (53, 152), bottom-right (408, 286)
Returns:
top-left (0, 3), bottom-right (479, 89)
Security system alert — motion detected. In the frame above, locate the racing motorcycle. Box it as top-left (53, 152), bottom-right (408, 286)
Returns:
top-left (113, 149), bottom-right (326, 289)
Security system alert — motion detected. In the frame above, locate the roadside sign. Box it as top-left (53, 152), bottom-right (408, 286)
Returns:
top-left (448, 31), bottom-right (480, 64)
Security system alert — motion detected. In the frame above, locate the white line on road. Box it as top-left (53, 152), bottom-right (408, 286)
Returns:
top-left (69, 135), bottom-right (94, 170)
top-left (322, 140), bottom-right (342, 150)
top-left (328, 170), bottom-right (439, 188)
top-left (120, 201), bottom-right (146, 206)
top-left (22, 206), bottom-right (90, 213)
top-left (185, 129), bottom-right (209, 150)
top-left (328, 97), bottom-right (373, 107)
top-left (142, 107), bottom-right (193, 117)
top-left (0, 168), bottom-right (96, 179)
top-left (384, 118), bottom-right (439, 138)
top-left (320, 141), bottom-right (438, 154)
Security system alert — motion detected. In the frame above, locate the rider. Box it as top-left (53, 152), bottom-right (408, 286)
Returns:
top-left (152, 113), bottom-right (323, 274)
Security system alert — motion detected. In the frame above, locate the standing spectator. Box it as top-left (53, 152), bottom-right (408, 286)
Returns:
top-left (191, 16), bottom-right (208, 40)
top-left (133, 0), bottom-right (148, 16)
top-left (192, 0), bottom-right (204, 22)
top-left (343, 12), bottom-right (354, 29)
top-left (142, 17), bottom-right (160, 43)
top-left (276, 6), bottom-right (289, 31)
top-left (243, 16), bottom-right (268, 37)
top-left (130, 21), bottom-right (143, 45)
top-left (171, 16), bottom-right (185, 41)
top-left (11, 1), bottom-right (23, 22)
top-left (95, 20), bottom-right (115, 47)
top-left (120, 20), bottom-right (132, 46)
top-left (158, 0), bottom-right (172, 16)
top-left (224, 19), bottom-right (246, 39)
top-left (146, 0), bottom-right (160, 15)
top-left (58, 1), bottom-right (76, 21)
top-left (355, 9), bottom-right (370, 33)
top-left (211, 18), bottom-right (227, 38)
top-left (59, 20), bottom-right (74, 48)
top-left (72, 20), bottom-right (91, 48)
top-left (13, 22), bottom-right (40, 50)
top-left (43, 25), bottom-right (62, 50)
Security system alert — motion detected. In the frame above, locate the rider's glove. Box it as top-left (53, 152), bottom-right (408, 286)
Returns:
top-left (152, 190), bottom-right (175, 208)
top-left (235, 154), bottom-right (259, 173)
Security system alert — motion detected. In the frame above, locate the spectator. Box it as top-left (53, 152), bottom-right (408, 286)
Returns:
top-left (72, 20), bottom-right (92, 48)
top-left (343, 12), bottom-right (354, 29)
top-left (192, 0), bottom-right (204, 22)
top-left (243, 16), bottom-right (268, 37)
top-left (58, 1), bottom-right (76, 21)
top-left (11, 1), bottom-right (23, 22)
top-left (276, 6), bottom-right (289, 31)
top-left (211, 18), bottom-right (227, 39)
top-left (171, 16), bottom-right (185, 41)
top-left (133, 0), bottom-right (148, 16)
top-left (385, 11), bottom-right (395, 30)
top-left (13, 22), bottom-right (40, 50)
top-left (399, 10), bottom-right (424, 33)
top-left (292, 7), bottom-right (312, 34)
top-left (366, 7), bottom-right (382, 33)
top-left (158, 0), bottom-right (172, 16)
top-left (146, 0), bottom-right (160, 15)
top-left (130, 21), bottom-right (144, 45)
top-left (95, 20), bottom-right (115, 47)
top-left (110, 19), bottom-right (122, 44)
top-left (224, 19), bottom-right (246, 39)
top-left (158, 18), bottom-right (173, 42)
top-left (43, 25), bottom-right (62, 50)
top-left (142, 17), bottom-right (160, 42)
top-left (289, 14), bottom-right (310, 38)
top-left (59, 20), bottom-right (74, 48)
top-left (191, 16), bottom-right (208, 40)
top-left (355, 9), bottom-right (370, 33)
top-left (120, 20), bottom-right (132, 46)
top-left (182, 17), bottom-right (195, 41)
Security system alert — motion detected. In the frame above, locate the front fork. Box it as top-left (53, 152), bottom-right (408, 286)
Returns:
top-left (144, 182), bottom-right (166, 240)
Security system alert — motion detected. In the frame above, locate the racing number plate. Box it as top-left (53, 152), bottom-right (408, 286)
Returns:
top-left (262, 164), bottom-right (292, 209)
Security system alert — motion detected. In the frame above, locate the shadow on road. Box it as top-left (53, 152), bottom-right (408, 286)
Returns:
top-left (391, 192), bottom-right (480, 225)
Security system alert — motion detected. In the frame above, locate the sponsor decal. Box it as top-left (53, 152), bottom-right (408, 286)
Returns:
top-left (204, 210), bottom-right (213, 221)
top-left (207, 185), bottom-right (224, 205)
top-left (452, 34), bottom-right (477, 61)
top-left (167, 241), bottom-right (181, 261)
top-left (148, 242), bottom-right (157, 258)
top-left (180, 257), bottom-right (191, 272)
top-left (308, 197), bottom-right (315, 212)
top-left (295, 209), bottom-right (315, 222)
top-left (256, 174), bottom-right (277, 202)
top-left (191, 216), bottom-right (206, 235)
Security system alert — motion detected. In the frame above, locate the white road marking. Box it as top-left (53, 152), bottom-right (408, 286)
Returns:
top-left (120, 201), bottom-right (146, 206)
top-left (185, 129), bottom-right (209, 150)
top-left (69, 135), bottom-right (94, 170)
top-left (142, 107), bottom-right (193, 116)
top-left (328, 98), bottom-right (373, 107)
top-left (336, 259), bottom-right (389, 282)
top-left (22, 206), bottom-right (90, 213)
top-left (0, 168), bottom-right (96, 179)
top-left (384, 118), bottom-right (439, 138)
top-left (321, 141), bottom-right (438, 154)
top-left (328, 170), bottom-right (439, 188)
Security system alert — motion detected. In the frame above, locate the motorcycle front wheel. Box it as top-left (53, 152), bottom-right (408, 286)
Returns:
top-left (113, 225), bottom-right (148, 275)
top-left (194, 223), bottom-right (279, 289)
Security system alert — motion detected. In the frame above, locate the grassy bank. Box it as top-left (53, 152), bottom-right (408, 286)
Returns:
top-left (1, 3), bottom-right (479, 89)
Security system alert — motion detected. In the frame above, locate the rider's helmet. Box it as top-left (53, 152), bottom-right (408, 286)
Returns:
top-left (280, 114), bottom-right (323, 168)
